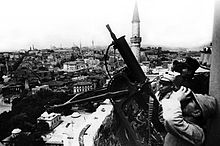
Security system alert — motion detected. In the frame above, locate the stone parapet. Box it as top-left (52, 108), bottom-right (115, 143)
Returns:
top-left (44, 99), bottom-right (115, 146)
top-left (77, 99), bottom-right (114, 146)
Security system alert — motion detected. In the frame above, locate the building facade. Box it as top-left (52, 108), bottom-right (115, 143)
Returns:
top-left (72, 81), bottom-right (94, 94)
top-left (37, 112), bottom-right (61, 130)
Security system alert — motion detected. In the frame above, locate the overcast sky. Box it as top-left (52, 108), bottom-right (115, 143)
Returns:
top-left (0, 0), bottom-right (214, 52)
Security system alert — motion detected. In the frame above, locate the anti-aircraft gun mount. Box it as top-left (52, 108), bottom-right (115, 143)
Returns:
top-left (46, 25), bottom-right (163, 146)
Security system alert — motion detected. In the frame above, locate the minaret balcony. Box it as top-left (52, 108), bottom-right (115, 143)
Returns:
top-left (130, 37), bottom-right (142, 43)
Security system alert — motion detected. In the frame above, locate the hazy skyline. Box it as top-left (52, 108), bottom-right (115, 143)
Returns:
top-left (0, 0), bottom-right (214, 52)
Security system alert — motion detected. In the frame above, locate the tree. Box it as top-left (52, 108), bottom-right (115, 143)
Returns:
top-left (12, 98), bottom-right (22, 109)
top-left (13, 133), bottom-right (32, 146)
top-left (10, 113), bottom-right (28, 130)
top-left (0, 112), bottom-right (11, 140)
top-left (0, 72), bottom-right (3, 83)
top-left (70, 53), bottom-right (78, 61)
top-left (30, 132), bottom-right (45, 146)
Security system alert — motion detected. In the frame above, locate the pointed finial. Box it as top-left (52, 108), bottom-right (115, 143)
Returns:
top-left (132, 1), bottom-right (140, 23)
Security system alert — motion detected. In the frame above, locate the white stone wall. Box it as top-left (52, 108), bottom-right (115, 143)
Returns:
top-left (44, 99), bottom-right (114, 146)
top-left (132, 23), bottom-right (140, 37)
top-left (131, 45), bottom-right (140, 62)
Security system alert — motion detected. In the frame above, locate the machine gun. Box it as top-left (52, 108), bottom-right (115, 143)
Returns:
top-left (105, 24), bottom-right (162, 146)
top-left (47, 25), bottom-right (163, 146)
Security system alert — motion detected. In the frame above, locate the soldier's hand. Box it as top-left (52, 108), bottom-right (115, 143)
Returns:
top-left (169, 86), bottom-right (191, 101)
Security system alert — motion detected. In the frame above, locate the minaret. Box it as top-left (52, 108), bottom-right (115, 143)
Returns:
top-left (130, 1), bottom-right (142, 62)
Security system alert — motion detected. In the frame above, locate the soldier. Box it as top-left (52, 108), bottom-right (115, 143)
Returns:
top-left (155, 73), bottom-right (176, 137)
top-left (155, 73), bottom-right (176, 101)
top-left (161, 86), bottom-right (216, 146)
top-left (172, 57), bottom-right (209, 94)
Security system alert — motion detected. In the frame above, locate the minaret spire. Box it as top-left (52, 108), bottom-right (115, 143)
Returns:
top-left (130, 1), bottom-right (142, 62)
top-left (132, 1), bottom-right (140, 23)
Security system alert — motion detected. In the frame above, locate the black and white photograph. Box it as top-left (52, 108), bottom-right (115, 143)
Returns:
top-left (0, 0), bottom-right (219, 146)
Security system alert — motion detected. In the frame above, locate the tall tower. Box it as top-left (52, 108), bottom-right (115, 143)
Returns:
top-left (130, 1), bottom-right (142, 62)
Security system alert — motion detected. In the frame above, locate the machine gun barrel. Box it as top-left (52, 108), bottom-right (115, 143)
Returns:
top-left (106, 24), bottom-right (147, 83)
top-left (106, 25), bottom-right (158, 103)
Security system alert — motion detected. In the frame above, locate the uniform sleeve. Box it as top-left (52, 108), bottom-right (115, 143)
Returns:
top-left (161, 98), bottom-right (205, 145)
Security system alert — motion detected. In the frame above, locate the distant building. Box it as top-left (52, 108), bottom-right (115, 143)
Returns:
top-left (2, 84), bottom-right (22, 95)
top-left (28, 49), bottom-right (39, 55)
top-left (140, 61), bottom-right (150, 73)
top-left (63, 60), bottom-right (86, 72)
top-left (71, 76), bottom-right (88, 82)
top-left (53, 48), bottom-right (73, 61)
top-left (32, 85), bottom-right (50, 94)
top-left (37, 70), bottom-right (52, 81)
top-left (73, 81), bottom-right (94, 94)
top-left (37, 112), bottom-right (61, 130)
top-left (1, 128), bottom-right (30, 146)
top-left (161, 61), bottom-right (172, 69)
top-left (2, 84), bottom-right (22, 103)
top-left (84, 58), bottom-right (100, 68)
